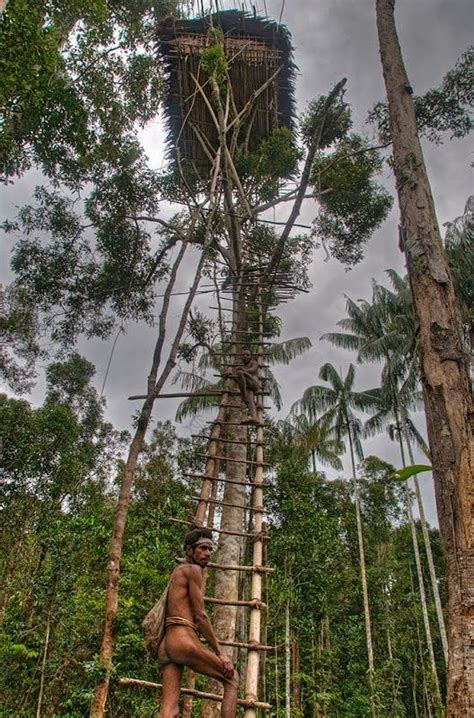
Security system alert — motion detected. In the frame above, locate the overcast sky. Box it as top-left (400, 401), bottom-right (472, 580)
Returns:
top-left (1, 0), bottom-right (473, 525)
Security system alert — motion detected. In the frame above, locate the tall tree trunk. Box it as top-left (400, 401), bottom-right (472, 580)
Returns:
top-left (275, 632), bottom-right (280, 717)
top-left (200, 401), bottom-right (247, 718)
top-left (396, 427), bottom-right (441, 703)
top-left (405, 430), bottom-right (449, 662)
top-left (292, 632), bottom-right (301, 715)
top-left (285, 597), bottom-right (291, 718)
top-left (347, 423), bottom-right (375, 705)
top-left (36, 611), bottom-right (51, 718)
top-left (375, 2), bottom-right (474, 712)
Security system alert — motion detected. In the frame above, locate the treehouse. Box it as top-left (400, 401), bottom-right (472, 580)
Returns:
top-left (156, 10), bottom-right (296, 177)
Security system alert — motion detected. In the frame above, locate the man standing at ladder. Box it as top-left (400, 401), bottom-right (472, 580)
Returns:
top-left (157, 528), bottom-right (239, 718)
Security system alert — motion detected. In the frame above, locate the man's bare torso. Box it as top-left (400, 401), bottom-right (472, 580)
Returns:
top-left (166, 564), bottom-right (197, 624)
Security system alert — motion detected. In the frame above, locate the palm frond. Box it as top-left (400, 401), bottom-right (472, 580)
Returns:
top-left (344, 363), bottom-right (355, 391)
top-left (350, 386), bottom-right (381, 413)
top-left (319, 362), bottom-right (343, 389)
top-left (173, 370), bottom-right (213, 392)
top-left (404, 417), bottom-right (429, 453)
top-left (364, 409), bottom-right (390, 438)
top-left (262, 371), bottom-right (283, 411)
top-left (175, 384), bottom-right (223, 422)
top-left (266, 336), bottom-right (312, 365)
top-left (320, 332), bottom-right (363, 352)
top-left (290, 384), bottom-right (338, 420)
top-left (198, 350), bottom-right (224, 372)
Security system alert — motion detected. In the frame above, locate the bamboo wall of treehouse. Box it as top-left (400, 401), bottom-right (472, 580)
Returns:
top-left (157, 10), bottom-right (296, 177)
top-left (166, 36), bottom-right (281, 172)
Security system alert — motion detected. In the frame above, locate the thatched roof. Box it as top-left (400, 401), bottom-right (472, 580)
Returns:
top-left (156, 10), bottom-right (296, 177)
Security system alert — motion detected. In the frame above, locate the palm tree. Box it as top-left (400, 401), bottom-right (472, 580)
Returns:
top-left (291, 362), bottom-right (379, 701)
top-left (323, 277), bottom-right (448, 668)
top-left (291, 414), bottom-right (343, 474)
top-left (277, 414), bottom-right (343, 474)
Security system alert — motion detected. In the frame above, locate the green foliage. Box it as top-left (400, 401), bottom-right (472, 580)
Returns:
top-left (265, 436), bottom-right (445, 716)
top-left (396, 464), bottom-right (432, 481)
top-left (4, 160), bottom-right (173, 353)
top-left (235, 127), bottom-right (300, 200)
top-left (0, 392), bottom-right (194, 715)
top-left (301, 93), bottom-right (352, 148)
top-left (0, 283), bottom-right (42, 392)
top-left (0, 368), bottom-right (447, 716)
top-left (201, 28), bottom-right (228, 88)
top-left (292, 362), bottom-right (380, 462)
top-left (0, 0), bottom-right (176, 182)
top-left (311, 134), bottom-right (393, 265)
top-left (369, 45), bottom-right (473, 144)
top-left (444, 195), bottom-right (474, 341)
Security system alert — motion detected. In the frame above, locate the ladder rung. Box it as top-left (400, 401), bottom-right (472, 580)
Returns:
top-left (213, 374), bottom-right (270, 382)
top-left (220, 363), bottom-right (270, 368)
top-left (185, 472), bottom-right (252, 486)
top-left (205, 596), bottom-right (267, 608)
top-left (225, 341), bottom-right (273, 346)
top-left (175, 557), bottom-right (273, 573)
top-left (197, 453), bottom-right (270, 466)
top-left (192, 434), bottom-right (263, 446)
top-left (217, 331), bottom-right (274, 336)
top-left (205, 421), bottom-right (268, 427)
top-left (116, 678), bottom-right (272, 709)
top-left (193, 496), bottom-right (267, 513)
top-left (128, 391), bottom-right (227, 401)
top-left (168, 518), bottom-right (270, 540)
top-left (185, 472), bottom-right (268, 487)
top-left (218, 639), bottom-right (273, 651)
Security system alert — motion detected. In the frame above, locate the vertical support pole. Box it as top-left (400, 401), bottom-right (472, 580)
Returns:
top-left (244, 287), bottom-right (265, 716)
top-left (194, 403), bottom-right (227, 525)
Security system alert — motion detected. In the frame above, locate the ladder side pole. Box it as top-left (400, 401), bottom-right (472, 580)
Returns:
top-left (245, 290), bottom-right (266, 715)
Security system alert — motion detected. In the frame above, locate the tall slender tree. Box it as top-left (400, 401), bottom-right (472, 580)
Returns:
top-left (275, 414), bottom-right (343, 474)
top-left (291, 362), bottom-right (379, 703)
top-left (324, 276), bottom-right (448, 665)
top-left (375, 2), bottom-right (473, 711)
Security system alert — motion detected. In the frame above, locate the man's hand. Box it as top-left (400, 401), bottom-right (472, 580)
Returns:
top-left (218, 651), bottom-right (234, 679)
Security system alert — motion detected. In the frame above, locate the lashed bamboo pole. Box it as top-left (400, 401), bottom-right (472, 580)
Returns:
top-left (117, 677), bottom-right (272, 709)
top-left (183, 455), bottom-right (222, 718)
top-left (244, 289), bottom-right (266, 717)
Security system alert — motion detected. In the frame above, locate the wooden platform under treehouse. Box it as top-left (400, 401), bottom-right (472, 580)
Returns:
top-left (156, 10), bottom-right (296, 176)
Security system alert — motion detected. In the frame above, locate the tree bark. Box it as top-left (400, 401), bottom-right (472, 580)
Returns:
top-left (285, 597), bottom-right (291, 718)
top-left (36, 611), bottom-right (51, 718)
top-left (292, 632), bottom-right (301, 714)
top-left (396, 424), bottom-right (441, 703)
top-left (275, 632), bottom-right (280, 717)
top-left (375, 2), bottom-right (474, 713)
top-left (200, 401), bottom-right (247, 718)
top-left (405, 431), bottom-right (449, 663)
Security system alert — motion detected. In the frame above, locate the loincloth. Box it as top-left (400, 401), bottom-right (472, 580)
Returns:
top-left (165, 616), bottom-right (199, 633)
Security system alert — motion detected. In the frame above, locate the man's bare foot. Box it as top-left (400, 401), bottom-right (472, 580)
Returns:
top-left (241, 417), bottom-right (263, 426)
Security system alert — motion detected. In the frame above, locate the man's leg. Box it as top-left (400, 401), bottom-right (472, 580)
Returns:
top-left (182, 645), bottom-right (239, 718)
top-left (160, 663), bottom-right (183, 718)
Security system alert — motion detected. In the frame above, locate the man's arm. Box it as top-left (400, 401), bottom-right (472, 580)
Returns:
top-left (245, 359), bottom-right (260, 376)
top-left (187, 566), bottom-right (220, 654)
top-left (187, 567), bottom-right (234, 676)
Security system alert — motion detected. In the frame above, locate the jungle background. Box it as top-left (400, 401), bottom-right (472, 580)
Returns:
top-left (1, 0), bottom-right (472, 716)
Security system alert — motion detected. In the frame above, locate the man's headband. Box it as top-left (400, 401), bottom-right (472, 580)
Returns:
top-left (193, 537), bottom-right (214, 548)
